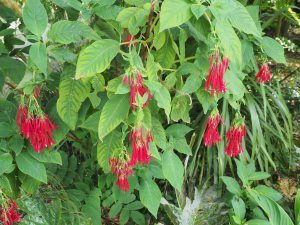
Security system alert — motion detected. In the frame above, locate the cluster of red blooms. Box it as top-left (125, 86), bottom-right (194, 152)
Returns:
top-left (204, 50), bottom-right (229, 96)
top-left (0, 199), bottom-right (21, 225)
top-left (123, 72), bottom-right (152, 110)
top-left (109, 157), bottom-right (133, 192)
top-left (224, 124), bottom-right (246, 157)
top-left (203, 111), bottom-right (247, 157)
top-left (203, 112), bottom-right (222, 147)
top-left (16, 105), bottom-right (56, 153)
top-left (129, 127), bottom-right (152, 166)
top-left (256, 64), bottom-right (271, 84)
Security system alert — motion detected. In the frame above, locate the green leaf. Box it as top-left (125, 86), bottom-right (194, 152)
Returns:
top-left (295, 189), bottom-right (300, 225)
top-left (245, 219), bottom-right (270, 225)
top-left (235, 159), bottom-right (249, 185)
top-left (22, 0), bottom-right (48, 36)
top-left (171, 95), bottom-right (191, 123)
top-left (149, 142), bottom-right (161, 160)
top-left (220, 176), bottom-right (241, 195)
top-left (57, 78), bottom-right (90, 130)
top-left (0, 153), bottom-right (13, 175)
top-left (98, 94), bottom-right (130, 140)
top-left (152, 117), bottom-right (168, 150)
top-left (255, 185), bottom-right (282, 202)
top-left (196, 89), bottom-right (216, 114)
top-left (120, 209), bottom-right (130, 225)
top-left (166, 124), bottom-right (192, 138)
top-left (29, 42), bottom-right (47, 75)
top-left (248, 189), bottom-right (294, 225)
top-left (16, 152), bottom-right (47, 183)
top-left (162, 150), bottom-right (184, 190)
top-left (139, 178), bottom-right (161, 217)
top-left (258, 37), bottom-right (286, 64)
top-left (154, 33), bottom-right (176, 68)
top-left (182, 73), bottom-right (203, 94)
top-left (79, 111), bottom-right (101, 133)
top-left (232, 197), bottom-right (246, 220)
top-left (9, 135), bottom-right (23, 155)
top-left (28, 148), bottom-right (62, 165)
top-left (76, 39), bottom-right (119, 79)
top-left (109, 202), bottom-right (122, 218)
top-left (97, 131), bottom-right (122, 173)
top-left (0, 56), bottom-right (26, 84)
top-left (82, 189), bottom-right (101, 225)
top-left (160, 0), bottom-right (192, 32)
top-left (116, 7), bottom-right (149, 35)
top-left (172, 137), bottom-right (191, 155)
top-left (48, 20), bottom-right (100, 44)
top-left (148, 81), bottom-right (171, 121)
top-left (0, 176), bottom-right (13, 196)
top-left (227, 0), bottom-right (261, 37)
top-left (130, 211), bottom-right (145, 225)
top-left (248, 172), bottom-right (270, 181)
top-left (224, 70), bottom-right (247, 100)
top-left (50, 48), bottom-right (77, 64)
top-left (94, 5), bottom-right (122, 20)
top-left (215, 20), bottom-right (242, 69)
top-left (191, 4), bottom-right (206, 20)
top-left (0, 122), bottom-right (15, 138)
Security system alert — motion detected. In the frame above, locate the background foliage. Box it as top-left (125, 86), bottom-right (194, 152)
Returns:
top-left (0, 0), bottom-right (299, 224)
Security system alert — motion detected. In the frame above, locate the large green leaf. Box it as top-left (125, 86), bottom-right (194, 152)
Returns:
top-left (97, 131), bottom-right (122, 173)
top-left (76, 39), bottom-right (119, 79)
top-left (82, 189), bottom-right (102, 225)
top-left (0, 56), bottom-right (26, 84)
top-left (16, 152), bottom-right (47, 183)
top-left (148, 81), bottom-right (171, 121)
top-left (162, 150), bottom-right (184, 191)
top-left (22, 0), bottom-right (48, 37)
top-left (28, 147), bottom-right (62, 165)
top-left (220, 176), bottom-right (242, 196)
top-left (29, 42), bottom-right (47, 75)
top-left (160, 0), bottom-right (192, 32)
top-left (139, 178), bottom-right (162, 218)
top-left (171, 95), bottom-right (191, 123)
top-left (98, 94), bottom-right (130, 140)
top-left (48, 20), bottom-right (100, 44)
top-left (258, 37), bottom-right (286, 64)
top-left (215, 20), bottom-right (242, 69)
top-left (152, 117), bottom-right (168, 150)
top-left (0, 153), bottom-right (13, 175)
top-left (248, 189), bottom-right (294, 225)
top-left (57, 78), bottom-right (90, 130)
top-left (79, 111), bottom-right (101, 133)
top-left (116, 7), bottom-right (149, 35)
top-left (0, 122), bottom-right (15, 138)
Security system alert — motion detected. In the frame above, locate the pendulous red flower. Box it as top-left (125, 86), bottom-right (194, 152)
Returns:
top-left (225, 123), bottom-right (246, 157)
top-left (16, 105), bottom-right (56, 153)
top-left (129, 127), bottom-right (152, 166)
top-left (110, 157), bottom-right (133, 192)
top-left (0, 199), bottom-right (21, 225)
top-left (256, 64), bottom-right (271, 84)
top-left (204, 50), bottom-right (229, 96)
top-left (203, 111), bottom-right (222, 147)
top-left (129, 72), bottom-right (152, 110)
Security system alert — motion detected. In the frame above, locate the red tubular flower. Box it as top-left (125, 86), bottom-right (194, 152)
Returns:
top-left (203, 112), bottom-right (222, 147)
top-left (225, 124), bottom-right (246, 157)
top-left (0, 199), bottom-right (21, 225)
top-left (16, 105), bottom-right (56, 153)
top-left (129, 127), bottom-right (152, 166)
top-left (204, 50), bottom-right (229, 96)
top-left (256, 64), bottom-right (271, 84)
top-left (109, 157), bottom-right (133, 192)
top-left (129, 72), bottom-right (152, 110)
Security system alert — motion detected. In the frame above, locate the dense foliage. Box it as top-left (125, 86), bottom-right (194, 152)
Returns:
top-left (0, 0), bottom-right (299, 224)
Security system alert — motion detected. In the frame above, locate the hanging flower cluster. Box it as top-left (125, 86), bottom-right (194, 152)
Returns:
top-left (17, 105), bottom-right (56, 153)
top-left (0, 199), bottom-right (21, 225)
top-left (256, 63), bottom-right (271, 84)
top-left (129, 127), bottom-right (152, 166)
top-left (225, 120), bottom-right (246, 157)
top-left (111, 69), bottom-right (153, 192)
top-left (203, 110), bottom-right (222, 147)
top-left (204, 50), bottom-right (229, 96)
top-left (109, 157), bottom-right (133, 192)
